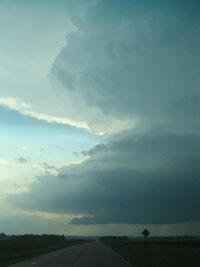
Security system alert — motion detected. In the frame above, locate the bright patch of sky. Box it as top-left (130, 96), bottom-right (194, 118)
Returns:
top-left (0, 0), bottom-right (100, 170)
top-left (0, 0), bottom-right (102, 234)
top-left (0, 106), bottom-right (101, 165)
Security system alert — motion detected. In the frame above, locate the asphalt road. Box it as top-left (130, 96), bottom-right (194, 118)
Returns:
top-left (9, 241), bottom-right (131, 267)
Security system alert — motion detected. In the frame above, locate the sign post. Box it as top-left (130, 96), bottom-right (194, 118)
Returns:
top-left (142, 229), bottom-right (150, 251)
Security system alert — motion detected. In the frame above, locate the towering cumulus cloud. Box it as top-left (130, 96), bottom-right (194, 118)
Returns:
top-left (52, 0), bottom-right (200, 133)
top-left (8, 0), bottom-right (200, 228)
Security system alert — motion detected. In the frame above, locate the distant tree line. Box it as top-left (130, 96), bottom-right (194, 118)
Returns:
top-left (99, 236), bottom-right (128, 241)
top-left (0, 232), bottom-right (65, 241)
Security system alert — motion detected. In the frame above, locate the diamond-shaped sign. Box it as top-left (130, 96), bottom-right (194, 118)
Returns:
top-left (142, 229), bottom-right (150, 236)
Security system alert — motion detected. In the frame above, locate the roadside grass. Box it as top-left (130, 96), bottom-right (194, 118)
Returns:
top-left (0, 240), bottom-right (88, 267)
top-left (104, 241), bottom-right (200, 267)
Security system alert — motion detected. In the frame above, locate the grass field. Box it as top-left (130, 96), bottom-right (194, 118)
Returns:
top-left (104, 241), bottom-right (200, 267)
top-left (0, 240), bottom-right (88, 267)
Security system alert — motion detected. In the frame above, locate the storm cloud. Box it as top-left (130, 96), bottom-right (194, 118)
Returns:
top-left (8, 130), bottom-right (200, 224)
top-left (5, 0), bottom-right (200, 228)
top-left (52, 0), bottom-right (200, 134)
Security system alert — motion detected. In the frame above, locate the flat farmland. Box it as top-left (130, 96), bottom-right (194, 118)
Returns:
top-left (104, 241), bottom-right (200, 267)
top-left (0, 240), bottom-right (88, 267)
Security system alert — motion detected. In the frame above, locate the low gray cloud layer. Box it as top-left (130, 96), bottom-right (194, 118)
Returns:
top-left (8, 130), bottom-right (200, 224)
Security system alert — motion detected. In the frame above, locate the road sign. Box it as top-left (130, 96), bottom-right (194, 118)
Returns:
top-left (142, 229), bottom-right (150, 237)
top-left (142, 229), bottom-right (150, 251)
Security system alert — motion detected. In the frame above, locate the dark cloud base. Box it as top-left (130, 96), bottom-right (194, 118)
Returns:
top-left (7, 131), bottom-right (200, 225)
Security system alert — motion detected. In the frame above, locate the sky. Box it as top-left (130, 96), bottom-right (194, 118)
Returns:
top-left (1, 0), bottom-right (200, 236)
